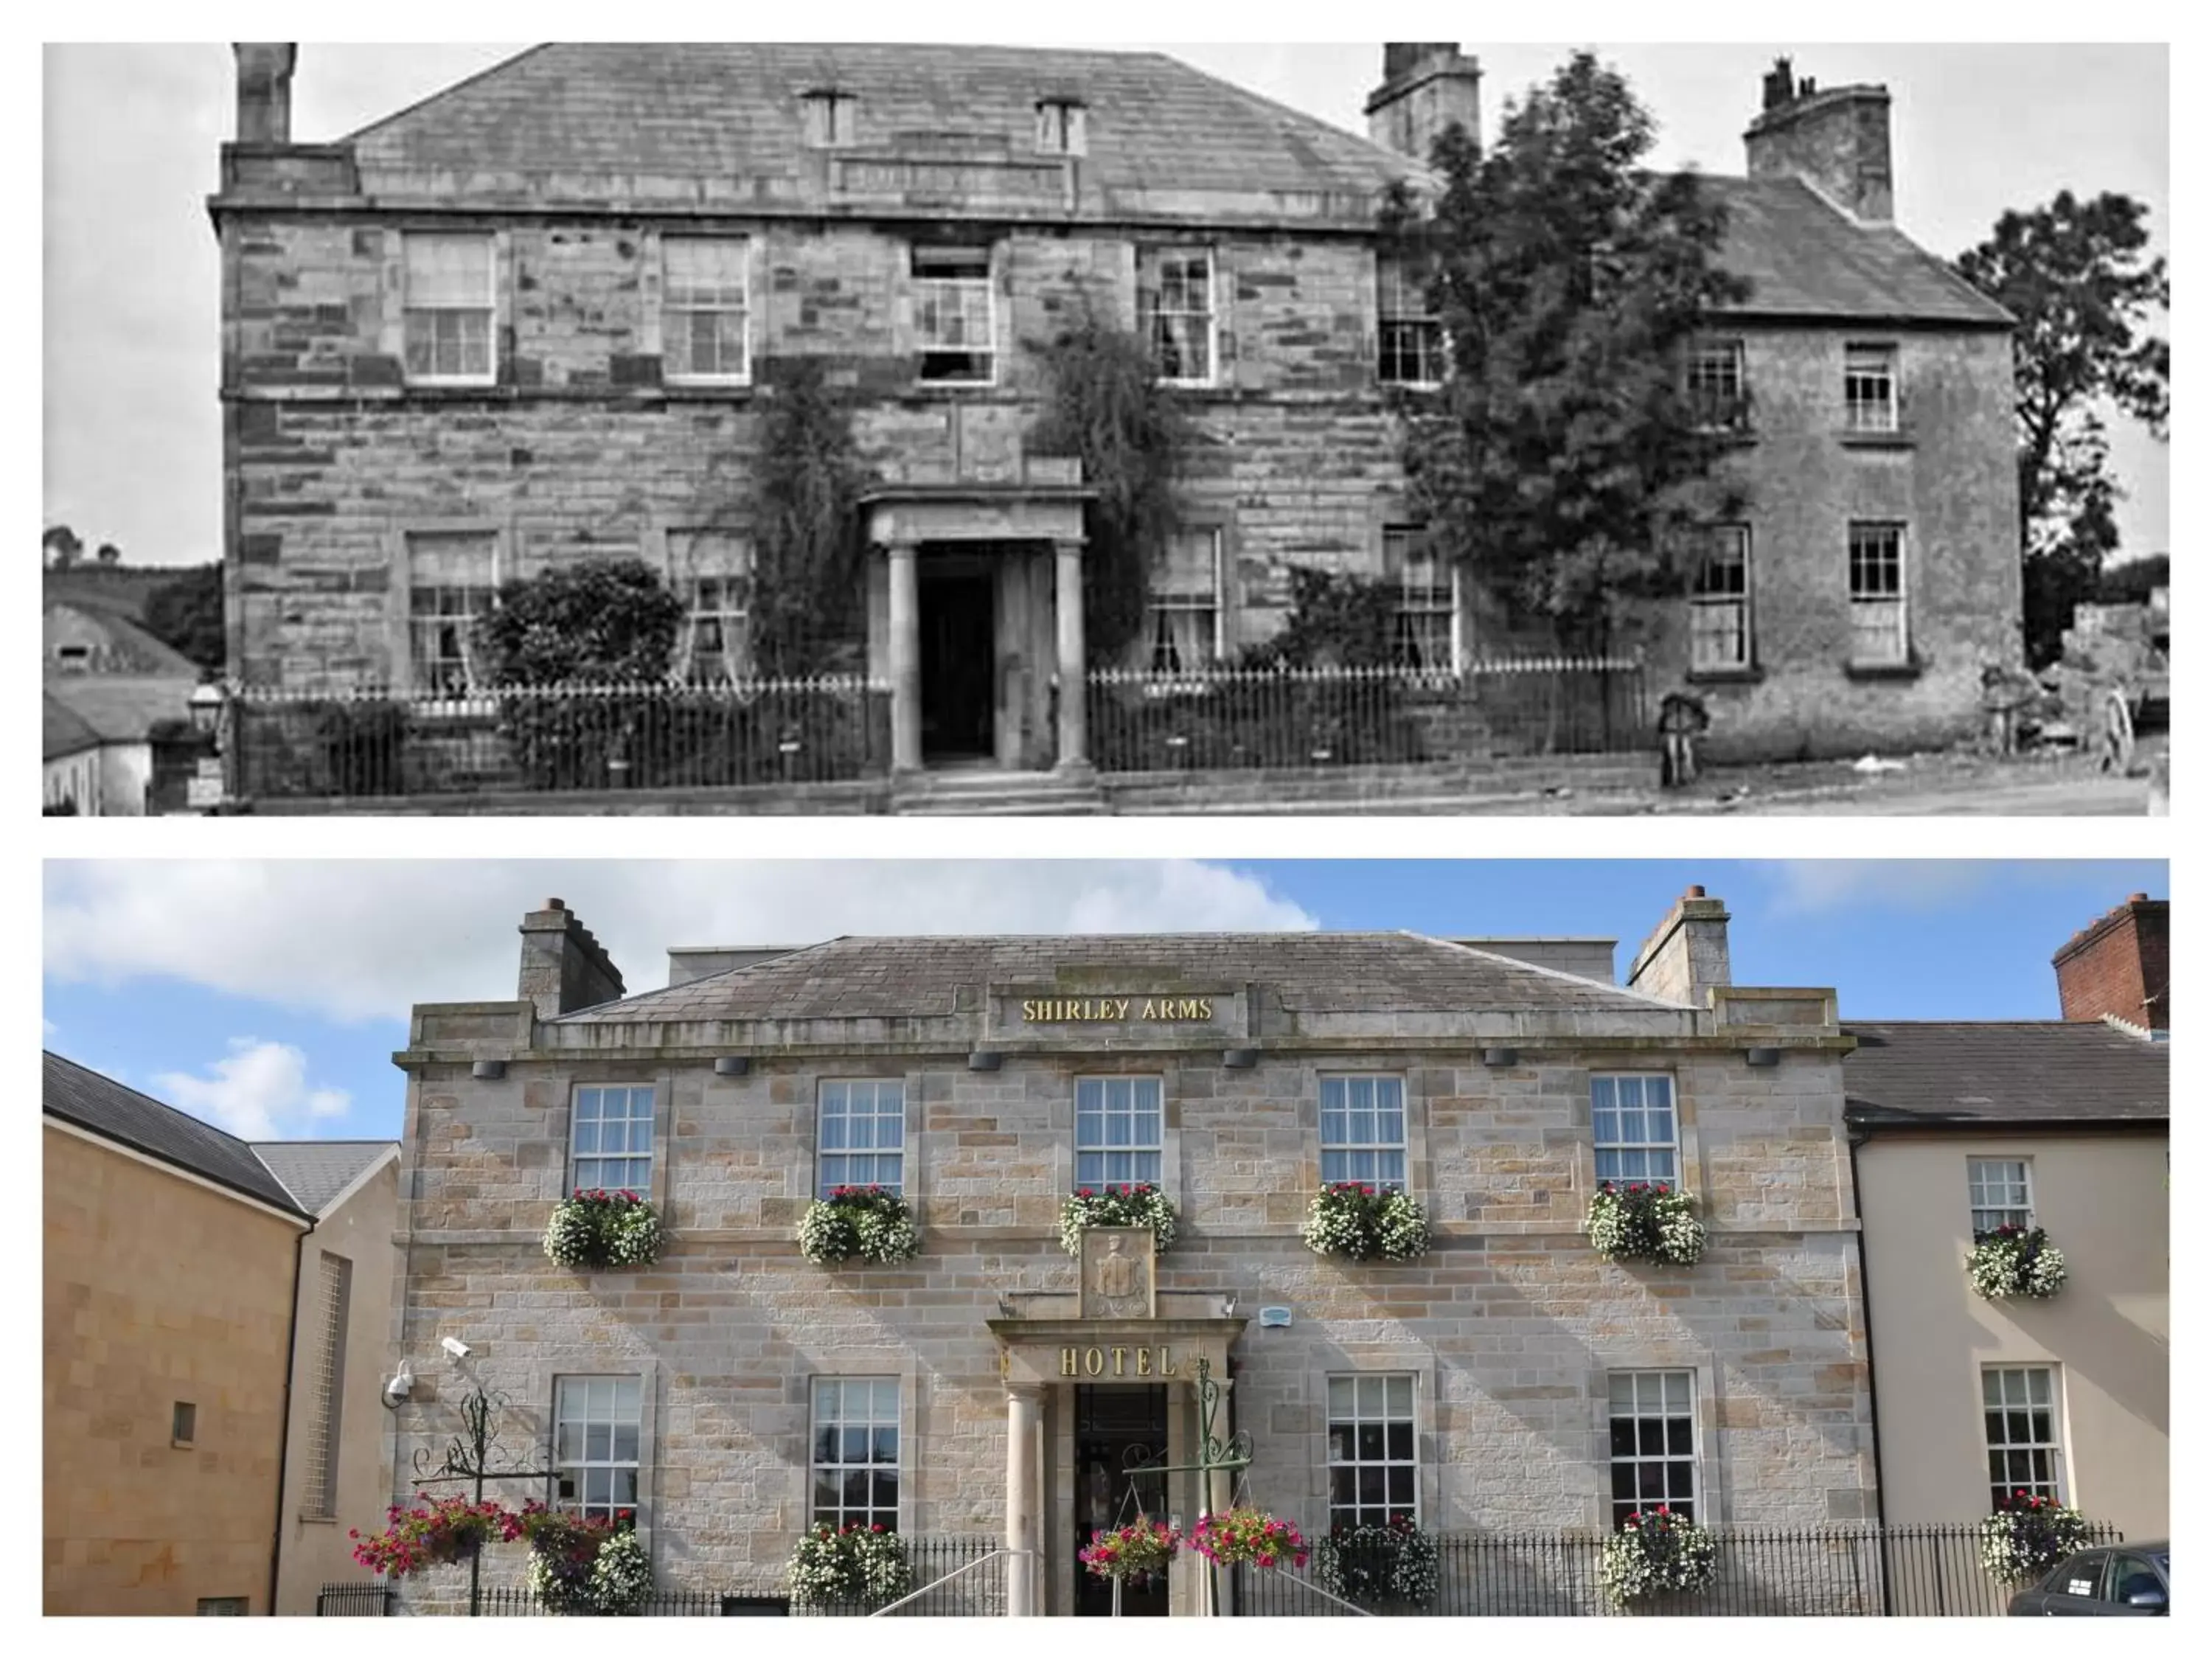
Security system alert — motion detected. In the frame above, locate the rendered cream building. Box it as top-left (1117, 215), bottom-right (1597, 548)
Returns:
top-left (386, 888), bottom-right (1878, 1613)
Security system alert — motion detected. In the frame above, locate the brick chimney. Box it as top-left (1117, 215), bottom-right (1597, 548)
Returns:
top-left (1742, 56), bottom-right (1893, 223)
top-left (1627, 886), bottom-right (1733, 1007)
top-left (518, 899), bottom-right (625, 1020)
top-left (2052, 894), bottom-right (2169, 1032)
top-left (1366, 43), bottom-right (1482, 163)
top-left (233, 44), bottom-right (297, 145)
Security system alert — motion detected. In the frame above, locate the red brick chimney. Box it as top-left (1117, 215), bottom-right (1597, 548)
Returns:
top-left (518, 898), bottom-right (626, 1020)
top-left (233, 44), bottom-right (297, 145)
top-left (1743, 55), bottom-right (1893, 223)
top-left (2052, 894), bottom-right (2169, 1032)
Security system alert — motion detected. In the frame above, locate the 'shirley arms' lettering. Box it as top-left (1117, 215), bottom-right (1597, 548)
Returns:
top-left (1021, 997), bottom-right (1214, 1023)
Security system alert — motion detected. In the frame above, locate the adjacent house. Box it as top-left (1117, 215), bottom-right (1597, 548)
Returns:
top-left (42, 1053), bottom-right (398, 1615)
top-left (41, 597), bottom-right (202, 815)
top-left (212, 41), bottom-right (2018, 780)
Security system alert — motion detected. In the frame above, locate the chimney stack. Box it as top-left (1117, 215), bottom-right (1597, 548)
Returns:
top-left (2052, 894), bottom-right (2169, 1032)
top-left (1627, 886), bottom-right (1733, 1008)
top-left (518, 898), bottom-right (626, 1020)
top-left (1366, 43), bottom-right (1482, 164)
top-left (1742, 57), bottom-right (1893, 223)
top-left (233, 44), bottom-right (297, 145)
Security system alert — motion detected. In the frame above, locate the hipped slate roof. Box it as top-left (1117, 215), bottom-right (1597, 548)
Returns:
top-left (347, 42), bottom-right (1418, 201)
top-left (1842, 1022), bottom-right (2169, 1126)
top-left (43, 694), bottom-right (103, 761)
top-left (44, 1051), bottom-right (307, 1214)
top-left (554, 931), bottom-right (1679, 1023)
top-left (249, 1140), bottom-right (397, 1214)
top-left (42, 675), bottom-right (195, 745)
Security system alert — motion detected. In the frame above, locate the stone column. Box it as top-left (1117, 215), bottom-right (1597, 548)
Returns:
top-left (1006, 1383), bottom-right (1043, 1617)
top-left (1052, 540), bottom-right (1088, 771)
top-left (886, 541), bottom-right (922, 773)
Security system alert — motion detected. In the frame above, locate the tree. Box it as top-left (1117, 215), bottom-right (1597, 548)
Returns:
top-left (1956, 191), bottom-right (2168, 667)
top-left (1026, 293), bottom-right (1194, 664)
top-left (44, 525), bottom-right (83, 569)
top-left (746, 357), bottom-right (874, 674)
top-left (473, 558), bottom-right (685, 685)
top-left (143, 563), bottom-right (226, 675)
top-left (1391, 53), bottom-right (1751, 650)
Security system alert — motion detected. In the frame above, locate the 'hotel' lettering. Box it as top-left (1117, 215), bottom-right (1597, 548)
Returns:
top-left (1059, 1344), bottom-right (1178, 1378)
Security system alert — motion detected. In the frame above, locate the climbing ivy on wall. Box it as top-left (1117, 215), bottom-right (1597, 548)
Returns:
top-left (746, 357), bottom-right (874, 674)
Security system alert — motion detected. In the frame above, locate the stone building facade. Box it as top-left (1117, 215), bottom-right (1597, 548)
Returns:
top-left (385, 890), bottom-right (1877, 1613)
top-left (213, 42), bottom-right (2020, 770)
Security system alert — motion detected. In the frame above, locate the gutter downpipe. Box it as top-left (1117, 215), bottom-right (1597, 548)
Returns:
top-left (269, 1208), bottom-right (315, 1615)
top-left (1846, 1122), bottom-right (1892, 1613)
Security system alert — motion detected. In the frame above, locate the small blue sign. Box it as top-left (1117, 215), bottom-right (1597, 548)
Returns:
top-left (1257, 1306), bottom-right (1292, 1328)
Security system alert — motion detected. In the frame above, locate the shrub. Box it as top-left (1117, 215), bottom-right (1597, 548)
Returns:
top-left (1585, 1180), bottom-right (1705, 1265)
top-left (1980, 1494), bottom-right (2096, 1585)
top-left (799, 1186), bottom-right (922, 1265)
top-left (1058, 1183), bottom-right (1178, 1257)
top-left (786, 1523), bottom-right (914, 1608)
top-left (1598, 1509), bottom-right (1718, 1606)
top-left (1312, 1515), bottom-right (1439, 1607)
top-left (543, 1189), bottom-right (661, 1270)
top-left (1301, 1183), bottom-right (1430, 1262)
top-left (1967, 1223), bottom-right (2068, 1299)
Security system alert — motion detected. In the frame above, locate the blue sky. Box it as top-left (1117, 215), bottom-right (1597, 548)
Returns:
top-left (41, 860), bottom-right (2166, 1146)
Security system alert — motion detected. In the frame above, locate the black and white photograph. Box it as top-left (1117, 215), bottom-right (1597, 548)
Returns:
top-left (41, 38), bottom-right (2168, 816)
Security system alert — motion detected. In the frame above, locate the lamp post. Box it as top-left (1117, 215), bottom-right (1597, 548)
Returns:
top-left (186, 680), bottom-right (228, 813)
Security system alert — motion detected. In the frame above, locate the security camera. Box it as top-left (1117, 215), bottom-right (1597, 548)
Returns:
top-left (382, 1364), bottom-right (414, 1407)
top-left (441, 1336), bottom-right (471, 1360)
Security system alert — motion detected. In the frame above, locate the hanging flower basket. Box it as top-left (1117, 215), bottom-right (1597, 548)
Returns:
top-left (1585, 1181), bottom-right (1705, 1266)
top-left (1966, 1224), bottom-right (2068, 1300)
top-left (1598, 1509), bottom-right (1718, 1607)
top-left (350, 1495), bottom-right (521, 1578)
top-left (1313, 1515), bottom-right (1439, 1606)
top-left (1980, 1494), bottom-right (2096, 1585)
top-left (786, 1523), bottom-right (915, 1608)
top-left (1059, 1184), bottom-right (1178, 1258)
top-left (1189, 1508), bottom-right (1309, 1571)
top-left (1079, 1517), bottom-right (1181, 1585)
top-left (798, 1185), bottom-right (922, 1265)
top-left (518, 1503), bottom-right (646, 1614)
top-left (1301, 1183), bottom-right (1430, 1262)
top-left (543, 1189), bottom-right (661, 1270)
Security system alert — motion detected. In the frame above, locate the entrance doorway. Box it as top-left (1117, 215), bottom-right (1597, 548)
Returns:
top-left (919, 561), bottom-right (995, 761)
top-left (1072, 1385), bottom-right (1170, 1617)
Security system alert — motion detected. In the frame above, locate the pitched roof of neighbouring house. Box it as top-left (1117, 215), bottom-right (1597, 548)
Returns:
top-left (43, 1051), bottom-right (310, 1215)
top-left (554, 931), bottom-right (1683, 1023)
top-left (43, 693), bottom-right (102, 761)
top-left (1842, 1021), bottom-right (2170, 1126)
top-left (42, 675), bottom-right (195, 745)
top-left (248, 1140), bottom-right (400, 1214)
top-left (44, 600), bottom-right (204, 678)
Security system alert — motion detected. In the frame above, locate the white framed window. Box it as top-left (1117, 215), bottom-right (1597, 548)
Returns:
top-left (1690, 524), bottom-right (1752, 672)
top-left (818, 1079), bottom-right (905, 1196)
top-left (1609, 1370), bottom-right (1697, 1526)
top-left (1035, 99), bottom-right (1087, 156)
top-left (553, 1375), bottom-right (642, 1523)
top-left (664, 237), bottom-right (750, 383)
top-left (811, 1377), bottom-right (900, 1529)
top-left (1591, 1074), bottom-right (1679, 1184)
top-left (1146, 529), bottom-right (1222, 672)
top-left (403, 233), bottom-right (495, 384)
top-left (1075, 1077), bottom-right (1164, 1188)
top-left (1687, 338), bottom-right (1748, 430)
top-left (1844, 343), bottom-right (1899, 432)
top-left (1983, 1366), bottom-right (2064, 1509)
top-left (1969, 1158), bottom-right (2034, 1237)
top-left (406, 531), bottom-right (497, 695)
top-left (1377, 257), bottom-right (1443, 387)
top-left (570, 1085), bottom-right (654, 1194)
top-left (298, 1252), bottom-right (352, 1520)
top-left (1386, 525), bottom-right (1457, 671)
top-left (1140, 248), bottom-right (1215, 386)
top-left (669, 529), bottom-right (755, 683)
top-left (801, 90), bottom-right (855, 147)
top-left (1326, 1374), bottom-right (1418, 1528)
top-left (912, 246), bottom-right (995, 384)
top-left (1319, 1075), bottom-right (1408, 1189)
top-left (1848, 521), bottom-right (1908, 666)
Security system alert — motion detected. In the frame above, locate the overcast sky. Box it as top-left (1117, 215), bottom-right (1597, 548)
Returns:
top-left (43, 39), bottom-right (2168, 566)
top-left (41, 858), bottom-right (2167, 1141)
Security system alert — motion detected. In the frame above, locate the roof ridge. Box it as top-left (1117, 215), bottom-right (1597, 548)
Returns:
top-left (1160, 52), bottom-right (1422, 177)
top-left (1418, 932), bottom-right (1684, 1008)
top-left (341, 41), bottom-right (557, 146)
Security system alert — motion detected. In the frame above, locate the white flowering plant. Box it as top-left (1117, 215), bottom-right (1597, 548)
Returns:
top-left (1598, 1508), bottom-right (1718, 1607)
top-left (517, 1503), bottom-right (644, 1614)
top-left (1313, 1515), bottom-right (1439, 1607)
top-left (798, 1185), bottom-right (922, 1265)
top-left (543, 1189), bottom-right (661, 1270)
top-left (1979, 1493), bottom-right (2096, 1585)
top-left (1585, 1181), bottom-right (1705, 1267)
top-left (1301, 1183), bottom-right (1430, 1262)
top-left (1966, 1224), bottom-right (2067, 1300)
top-left (1059, 1183), bottom-right (1178, 1257)
top-left (588, 1526), bottom-right (653, 1613)
top-left (786, 1522), bottom-right (915, 1608)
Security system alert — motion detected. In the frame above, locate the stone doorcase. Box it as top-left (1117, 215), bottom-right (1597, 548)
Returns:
top-left (862, 480), bottom-right (1093, 775)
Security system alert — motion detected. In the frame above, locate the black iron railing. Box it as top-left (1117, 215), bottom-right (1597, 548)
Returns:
top-left (315, 1582), bottom-right (395, 1615)
top-left (797, 1534), bottom-right (1008, 1617)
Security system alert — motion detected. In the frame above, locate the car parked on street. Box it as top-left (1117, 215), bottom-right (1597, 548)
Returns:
top-left (2008, 1543), bottom-right (2169, 1615)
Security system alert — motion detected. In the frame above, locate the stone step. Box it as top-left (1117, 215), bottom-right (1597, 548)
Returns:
top-left (891, 768), bottom-right (1107, 816)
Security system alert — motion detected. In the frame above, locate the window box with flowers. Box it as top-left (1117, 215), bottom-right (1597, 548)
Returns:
top-left (1980, 1493), bottom-right (2096, 1585)
top-left (1585, 1180), bottom-right (1706, 1267)
top-left (1059, 1183), bottom-right (1178, 1257)
top-left (1598, 1507), bottom-right (1718, 1608)
top-left (1966, 1223), bottom-right (2068, 1300)
top-left (787, 1521), bottom-right (915, 1609)
top-left (1301, 1183), bottom-right (1430, 1262)
top-left (798, 1184), bottom-right (922, 1266)
top-left (1189, 1508), bottom-right (1308, 1571)
top-left (350, 1495), bottom-right (518, 1576)
top-left (1313, 1514), bottom-right (1439, 1607)
top-left (518, 1503), bottom-right (651, 1615)
top-left (543, 1189), bottom-right (661, 1270)
top-left (1080, 1517), bottom-right (1180, 1587)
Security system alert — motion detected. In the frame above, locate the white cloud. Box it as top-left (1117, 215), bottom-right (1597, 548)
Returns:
top-left (153, 1038), bottom-right (352, 1140)
top-left (1761, 861), bottom-right (2002, 916)
top-left (43, 861), bottom-right (1315, 1025)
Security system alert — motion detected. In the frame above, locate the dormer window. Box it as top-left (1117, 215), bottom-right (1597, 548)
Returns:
top-left (1036, 98), bottom-right (1087, 156)
top-left (802, 90), bottom-right (856, 148)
